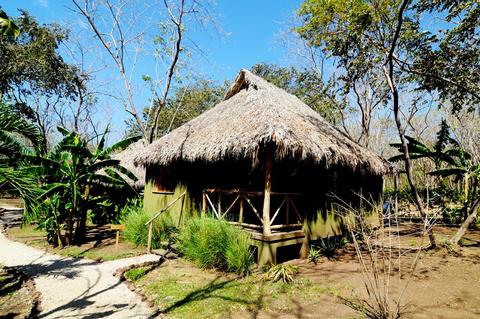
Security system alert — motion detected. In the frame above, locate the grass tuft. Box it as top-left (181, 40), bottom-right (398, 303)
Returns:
top-left (178, 218), bottom-right (254, 275)
top-left (123, 205), bottom-right (176, 249)
top-left (124, 267), bottom-right (147, 281)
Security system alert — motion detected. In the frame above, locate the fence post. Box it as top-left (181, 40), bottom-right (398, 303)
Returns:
top-left (147, 222), bottom-right (153, 253)
top-left (202, 191), bottom-right (206, 218)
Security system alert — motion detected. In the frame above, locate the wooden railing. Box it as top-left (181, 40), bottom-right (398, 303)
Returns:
top-left (145, 191), bottom-right (186, 253)
top-left (202, 189), bottom-right (302, 231)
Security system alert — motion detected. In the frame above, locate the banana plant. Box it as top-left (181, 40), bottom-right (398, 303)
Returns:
top-left (30, 126), bottom-right (140, 246)
top-left (0, 103), bottom-right (45, 212)
top-left (428, 148), bottom-right (479, 211)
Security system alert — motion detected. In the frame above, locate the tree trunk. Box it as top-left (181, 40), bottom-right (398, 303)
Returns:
top-left (74, 184), bottom-right (91, 244)
top-left (450, 197), bottom-right (480, 245)
top-left (66, 211), bottom-right (74, 245)
top-left (382, 0), bottom-right (435, 248)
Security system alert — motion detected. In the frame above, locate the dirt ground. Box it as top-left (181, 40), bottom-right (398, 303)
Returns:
top-left (6, 224), bottom-right (146, 261)
top-left (131, 224), bottom-right (480, 319)
top-left (0, 266), bottom-right (40, 319)
top-left (0, 198), bottom-right (23, 208)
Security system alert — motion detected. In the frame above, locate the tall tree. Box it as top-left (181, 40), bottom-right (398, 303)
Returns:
top-left (0, 10), bottom-right (84, 123)
top-left (71, 0), bottom-right (217, 141)
top-left (296, 0), bottom-right (480, 247)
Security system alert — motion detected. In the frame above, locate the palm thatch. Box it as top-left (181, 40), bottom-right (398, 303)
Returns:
top-left (113, 139), bottom-right (146, 188)
top-left (135, 69), bottom-right (391, 175)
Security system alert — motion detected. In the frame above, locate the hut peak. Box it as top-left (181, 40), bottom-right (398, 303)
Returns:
top-left (135, 69), bottom-right (391, 176)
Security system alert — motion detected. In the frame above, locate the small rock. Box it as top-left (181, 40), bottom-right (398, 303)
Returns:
top-left (165, 252), bottom-right (177, 260)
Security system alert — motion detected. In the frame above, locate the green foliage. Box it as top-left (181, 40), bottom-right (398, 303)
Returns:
top-left (128, 79), bottom-right (227, 138)
top-left (0, 10), bottom-right (20, 38)
top-left (307, 246), bottom-right (322, 264)
top-left (442, 206), bottom-right (464, 225)
top-left (311, 236), bottom-right (346, 259)
top-left (410, 1), bottom-right (480, 113)
top-left (0, 103), bottom-right (44, 211)
top-left (0, 103), bottom-right (46, 159)
top-left (389, 120), bottom-right (459, 169)
top-left (296, 0), bottom-right (480, 114)
top-left (122, 204), bottom-right (175, 249)
top-left (264, 264), bottom-right (299, 284)
top-left (28, 126), bottom-right (140, 246)
top-left (178, 218), bottom-right (254, 275)
top-left (124, 267), bottom-right (147, 281)
top-left (0, 10), bottom-right (84, 118)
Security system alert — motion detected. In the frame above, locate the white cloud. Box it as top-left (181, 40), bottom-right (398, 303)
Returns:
top-left (35, 0), bottom-right (49, 8)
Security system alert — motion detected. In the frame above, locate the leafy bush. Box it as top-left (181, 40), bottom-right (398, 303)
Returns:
top-left (307, 246), bottom-right (321, 264)
top-left (178, 218), bottom-right (253, 275)
top-left (311, 235), bottom-right (346, 258)
top-left (264, 264), bottom-right (298, 283)
top-left (123, 204), bottom-right (176, 249)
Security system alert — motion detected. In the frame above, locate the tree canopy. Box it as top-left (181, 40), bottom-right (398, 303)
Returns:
top-left (0, 10), bottom-right (84, 119)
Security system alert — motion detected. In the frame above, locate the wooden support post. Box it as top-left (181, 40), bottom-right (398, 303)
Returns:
top-left (109, 224), bottom-right (125, 252)
top-left (239, 196), bottom-right (244, 224)
top-left (115, 230), bottom-right (120, 252)
top-left (202, 191), bottom-right (206, 218)
top-left (262, 149), bottom-right (272, 236)
top-left (147, 222), bottom-right (153, 253)
top-left (178, 195), bottom-right (185, 227)
top-left (286, 196), bottom-right (290, 225)
top-left (217, 193), bottom-right (222, 217)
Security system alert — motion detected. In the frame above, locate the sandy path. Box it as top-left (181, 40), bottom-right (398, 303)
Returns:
top-left (0, 231), bottom-right (159, 318)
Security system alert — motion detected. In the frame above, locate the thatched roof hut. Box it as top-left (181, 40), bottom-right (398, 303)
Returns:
top-left (135, 69), bottom-right (389, 175)
top-left (136, 69), bottom-right (390, 265)
top-left (113, 139), bottom-right (146, 189)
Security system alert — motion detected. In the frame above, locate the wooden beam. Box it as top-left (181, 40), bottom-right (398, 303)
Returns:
top-left (226, 221), bottom-right (302, 231)
top-left (222, 194), bottom-right (240, 218)
top-left (243, 194), bottom-right (262, 223)
top-left (205, 193), bottom-right (219, 218)
top-left (202, 191), bottom-right (206, 218)
top-left (270, 197), bottom-right (287, 226)
top-left (289, 197), bottom-right (302, 223)
top-left (262, 148), bottom-right (272, 236)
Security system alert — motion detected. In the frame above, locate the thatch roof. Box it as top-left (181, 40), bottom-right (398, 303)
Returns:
top-left (135, 69), bottom-right (391, 175)
top-left (113, 139), bottom-right (146, 188)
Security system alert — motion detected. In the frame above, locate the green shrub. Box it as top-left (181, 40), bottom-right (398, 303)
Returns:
top-left (311, 235), bottom-right (347, 258)
top-left (123, 205), bottom-right (176, 249)
top-left (178, 218), bottom-right (253, 275)
top-left (307, 246), bottom-right (321, 264)
top-left (264, 264), bottom-right (298, 283)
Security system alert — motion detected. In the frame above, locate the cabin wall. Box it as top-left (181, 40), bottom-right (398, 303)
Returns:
top-left (143, 181), bottom-right (197, 226)
top-left (143, 161), bottom-right (384, 240)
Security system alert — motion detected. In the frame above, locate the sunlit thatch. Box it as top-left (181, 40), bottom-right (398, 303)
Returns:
top-left (135, 69), bottom-right (390, 175)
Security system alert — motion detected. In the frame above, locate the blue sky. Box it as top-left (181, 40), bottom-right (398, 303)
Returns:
top-left (4, 0), bottom-right (304, 81)
top-left (2, 0), bottom-right (305, 139)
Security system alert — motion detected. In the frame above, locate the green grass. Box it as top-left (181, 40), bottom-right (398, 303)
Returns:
top-left (123, 205), bottom-right (176, 249)
top-left (124, 267), bottom-right (147, 281)
top-left (178, 218), bottom-right (254, 275)
top-left (134, 259), bottom-right (340, 319)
